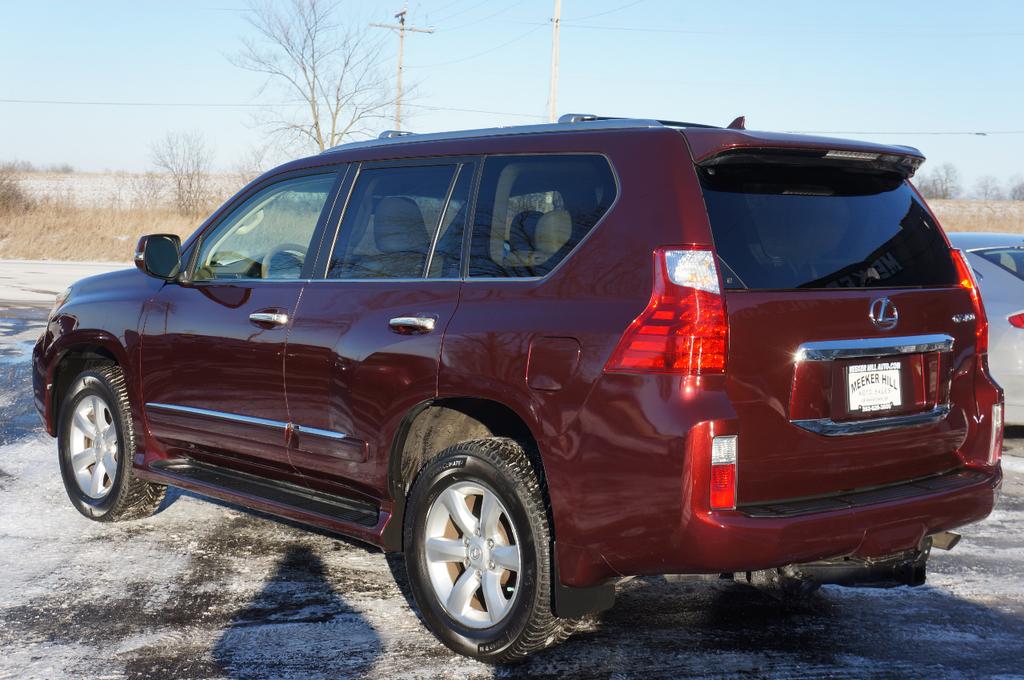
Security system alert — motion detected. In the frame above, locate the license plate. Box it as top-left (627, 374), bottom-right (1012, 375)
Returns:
top-left (847, 361), bottom-right (902, 413)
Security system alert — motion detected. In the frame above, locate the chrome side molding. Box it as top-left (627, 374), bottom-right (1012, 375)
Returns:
top-left (795, 334), bottom-right (954, 362)
top-left (792, 405), bottom-right (950, 437)
top-left (145, 403), bottom-right (349, 441)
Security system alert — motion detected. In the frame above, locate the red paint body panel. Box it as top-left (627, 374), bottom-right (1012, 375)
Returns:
top-left (33, 124), bottom-right (1003, 591)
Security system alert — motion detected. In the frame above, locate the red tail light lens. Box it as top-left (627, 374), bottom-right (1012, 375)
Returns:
top-left (951, 250), bottom-right (989, 354)
top-left (710, 435), bottom-right (738, 510)
top-left (1009, 312), bottom-right (1024, 329)
top-left (605, 247), bottom-right (728, 374)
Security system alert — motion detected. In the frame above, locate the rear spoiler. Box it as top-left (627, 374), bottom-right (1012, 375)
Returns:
top-left (682, 128), bottom-right (925, 178)
top-left (696, 147), bottom-right (924, 179)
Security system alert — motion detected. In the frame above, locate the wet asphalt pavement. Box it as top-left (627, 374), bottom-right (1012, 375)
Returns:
top-left (1, 304), bottom-right (1022, 680)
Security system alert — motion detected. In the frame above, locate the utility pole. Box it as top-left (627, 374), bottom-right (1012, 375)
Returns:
top-left (371, 1), bottom-right (434, 131)
top-left (548, 0), bottom-right (562, 123)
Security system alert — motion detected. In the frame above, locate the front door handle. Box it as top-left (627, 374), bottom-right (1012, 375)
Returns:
top-left (389, 316), bottom-right (436, 335)
top-left (249, 311), bottom-right (289, 327)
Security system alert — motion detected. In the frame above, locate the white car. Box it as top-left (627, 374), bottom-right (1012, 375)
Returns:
top-left (949, 232), bottom-right (1024, 426)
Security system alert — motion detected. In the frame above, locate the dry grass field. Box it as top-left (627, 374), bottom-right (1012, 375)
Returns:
top-left (0, 173), bottom-right (1022, 262)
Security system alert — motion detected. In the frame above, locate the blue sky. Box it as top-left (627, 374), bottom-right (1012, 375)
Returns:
top-left (2, 0), bottom-right (1022, 192)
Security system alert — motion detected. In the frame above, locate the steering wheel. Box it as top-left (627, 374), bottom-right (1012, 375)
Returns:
top-left (261, 243), bottom-right (308, 279)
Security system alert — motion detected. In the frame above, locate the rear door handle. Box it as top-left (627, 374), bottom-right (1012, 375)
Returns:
top-left (389, 316), bottom-right (436, 335)
top-left (249, 311), bottom-right (289, 327)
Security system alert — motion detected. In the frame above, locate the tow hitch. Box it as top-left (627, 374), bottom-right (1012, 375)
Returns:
top-left (737, 532), bottom-right (960, 595)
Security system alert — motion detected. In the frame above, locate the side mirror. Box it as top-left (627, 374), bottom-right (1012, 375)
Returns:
top-left (134, 234), bottom-right (182, 281)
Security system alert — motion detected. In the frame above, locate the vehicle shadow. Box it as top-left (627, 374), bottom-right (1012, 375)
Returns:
top-left (211, 544), bottom-right (383, 679)
top-left (498, 575), bottom-right (1024, 678)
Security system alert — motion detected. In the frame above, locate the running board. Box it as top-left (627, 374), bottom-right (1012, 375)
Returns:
top-left (150, 458), bottom-right (379, 527)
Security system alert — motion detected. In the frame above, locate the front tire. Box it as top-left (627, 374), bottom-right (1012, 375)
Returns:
top-left (404, 438), bottom-right (570, 663)
top-left (57, 365), bottom-right (165, 521)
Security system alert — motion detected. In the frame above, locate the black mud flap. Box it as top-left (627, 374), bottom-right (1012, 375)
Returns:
top-left (551, 544), bottom-right (616, 618)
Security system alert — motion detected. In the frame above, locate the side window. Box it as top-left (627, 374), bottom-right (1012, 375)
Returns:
top-left (978, 248), bottom-right (1024, 281)
top-left (193, 173), bottom-right (337, 281)
top-left (427, 164), bottom-right (473, 278)
top-left (468, 155), bottom-right (617, 278)
top-left (327, 164), bottom-right (457, 279)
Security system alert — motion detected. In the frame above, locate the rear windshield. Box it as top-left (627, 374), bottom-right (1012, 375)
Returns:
top-left (699, 164), bottom-right (957, 290)
top-left (976, 247), bottom-right (1024, 282)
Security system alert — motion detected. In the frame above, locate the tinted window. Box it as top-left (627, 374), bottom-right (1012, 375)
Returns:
top-left (468, 155), bottom-right (616, 278)
top-left (427, 164), bottom-right (473, 278)
top-left (328, 164), bottom-right (456, 279)
top-left (194, 173), bottom-right (336, 281)
top-left (977, 248), bottom-right (1024, 282)
top-left (700, 165), bottom-right (957, 290)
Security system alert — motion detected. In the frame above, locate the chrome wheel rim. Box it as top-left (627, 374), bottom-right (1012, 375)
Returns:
top-left (423, 481), bottom-right (522, 629)
top-left (69, 395), bottom-right (118, 500)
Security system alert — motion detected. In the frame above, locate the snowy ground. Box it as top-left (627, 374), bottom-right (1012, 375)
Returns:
top-left (0, 260), bottom-right (123, 304)
top-left (1, 304), bottom-right (1022, 680)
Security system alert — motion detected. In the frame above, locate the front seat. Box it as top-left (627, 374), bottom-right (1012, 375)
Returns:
top-left (366, 196), bottom-right (431, 278)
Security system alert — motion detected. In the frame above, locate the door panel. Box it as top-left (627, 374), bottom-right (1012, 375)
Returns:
top-left (284, 161), bottom-right (472, 497)
top-left (140, 170), bottom-right (342, 479)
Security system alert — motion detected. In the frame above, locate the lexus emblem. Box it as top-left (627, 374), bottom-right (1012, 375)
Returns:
top-left (869, 297), bottom-right (899, 331)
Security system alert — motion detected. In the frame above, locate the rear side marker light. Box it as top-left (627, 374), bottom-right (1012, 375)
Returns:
top-left (710, 435), bottom-right (738, 510)
top-left (951, 249), bottom-right (989, 355)
top-left (604, 247), bottom-right (728, 375)
top-left (1009, 312), bottom-right (1024, 329)
top-left (990, 403), bottom-right (1004, 466)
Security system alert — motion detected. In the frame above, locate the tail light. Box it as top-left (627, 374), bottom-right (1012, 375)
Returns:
top-left (1009, 312), bottom-right (1024, 329)
top-left (951, 249), bottom-right (989, 354)
top-left (989, 403), bottom-right (1004, 466)
top-left (604, 247), bottom-right (728, 374)
top-left (710, 435), bottom-right (738, 510)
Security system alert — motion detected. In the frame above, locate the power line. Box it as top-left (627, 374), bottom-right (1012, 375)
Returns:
top-left (0, 96), bottom-right (543, 120)
top-left (370, 1), bottom-right (435, 130)
top-left (405, 24), bottom-right (544, 68)
top-left (571, 0), bottom-right (647, 23)
top-left (441, 2), bottom-right (522, 32)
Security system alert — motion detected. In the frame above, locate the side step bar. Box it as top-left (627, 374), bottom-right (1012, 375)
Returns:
top-left (150, 458), bottom-right (379, 527)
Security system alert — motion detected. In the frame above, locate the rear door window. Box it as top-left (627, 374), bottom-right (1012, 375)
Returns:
top-left (976, 248), bottom-right (1024, 282)
top-left (468, 154), bottom-right (617, 278)
top-left (699, 165), bottom-right (957, 290)
top-left (327, 164), bottom-right (457, 279)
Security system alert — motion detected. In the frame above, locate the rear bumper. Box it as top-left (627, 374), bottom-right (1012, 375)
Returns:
top-left (669, 464), bottom-right (1000, 574)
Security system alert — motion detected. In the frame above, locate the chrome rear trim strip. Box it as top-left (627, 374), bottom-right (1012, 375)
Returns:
top-left (792, 405), bottom-right (950, 437)
top-left (145, 403), bottom-right (288, 430)
top-left (795, 334), bottom-right (954, 362)
top-left (293, 424), bottom-right (349, 441)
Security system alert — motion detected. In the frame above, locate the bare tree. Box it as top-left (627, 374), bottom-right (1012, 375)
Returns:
top-left (150, 131), bottom-right (213, 216)
top-left (1008, 176), bottom-right (1024, 201)
top-left (0, 163), bottom-right (33, 213)
top-left (974, 175), bottom-right (1003, 201)
top-left (232, 0), bottom-right (397, 152)
top-left (917, 163), bottom-right (961, 200)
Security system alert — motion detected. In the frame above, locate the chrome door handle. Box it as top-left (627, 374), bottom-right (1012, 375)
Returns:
top-left (249, 311), bottom-right (289, 327)
top-left (389, 316), bottom-right (436, 334)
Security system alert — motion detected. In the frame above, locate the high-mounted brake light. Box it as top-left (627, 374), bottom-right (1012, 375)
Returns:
top-left (604, 247), bottom-right (728, 374)
top-left (710, 435), bottom-right (738, 510)
top-left (1009, 312), bottom-right (1024, 329)
top-left (951, 250), bottom-right (989, 355)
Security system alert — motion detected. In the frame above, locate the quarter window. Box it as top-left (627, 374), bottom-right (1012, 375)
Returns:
top-left (327, 164), bottom-right (457, 279)
top-left (193, 173), bottom-right (337, 281)
top-left (468, 155), bottom-right (617, 278)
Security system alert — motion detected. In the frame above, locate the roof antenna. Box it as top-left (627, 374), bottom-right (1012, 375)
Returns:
top-left (727, 116), bottom-right (746, 130)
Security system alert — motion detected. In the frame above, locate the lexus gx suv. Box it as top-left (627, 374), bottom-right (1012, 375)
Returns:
top-left (34, 114), bottom-right (1004, 662)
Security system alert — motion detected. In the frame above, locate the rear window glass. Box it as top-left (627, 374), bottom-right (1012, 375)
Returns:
top-left (699, 165), bottom-right (957, 290)
top-left (468, 154), bottom-right (616, 278)
top-left (977, 248), bottom-right (1024, 282)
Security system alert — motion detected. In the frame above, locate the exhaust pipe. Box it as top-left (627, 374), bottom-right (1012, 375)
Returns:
top-left (930, 531), bottom-right (961, 551)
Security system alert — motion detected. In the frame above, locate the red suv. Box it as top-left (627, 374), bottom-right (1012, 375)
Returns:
top-left (33, 115), bottom-right (1004, 662)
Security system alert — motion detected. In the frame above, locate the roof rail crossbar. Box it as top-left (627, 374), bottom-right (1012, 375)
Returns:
top-left (378, 129), bottom-right (414, 139)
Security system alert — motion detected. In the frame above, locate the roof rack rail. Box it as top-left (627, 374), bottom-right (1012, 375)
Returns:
top-left (378, 129), bottom-right (414, 139)
top-left (558, 113), bottom-right (718, 129)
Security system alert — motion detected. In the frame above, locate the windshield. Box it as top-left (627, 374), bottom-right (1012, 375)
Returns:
top-left (700, 164), bottom-right (958, 290)
top-left (976, 247), bottom-right (1024, 283)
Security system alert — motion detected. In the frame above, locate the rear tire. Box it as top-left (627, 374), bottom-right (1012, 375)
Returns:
top-left (403, 437), bottom-right (570, 663)
top-left (57, 365), bottom-right (166, 521)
